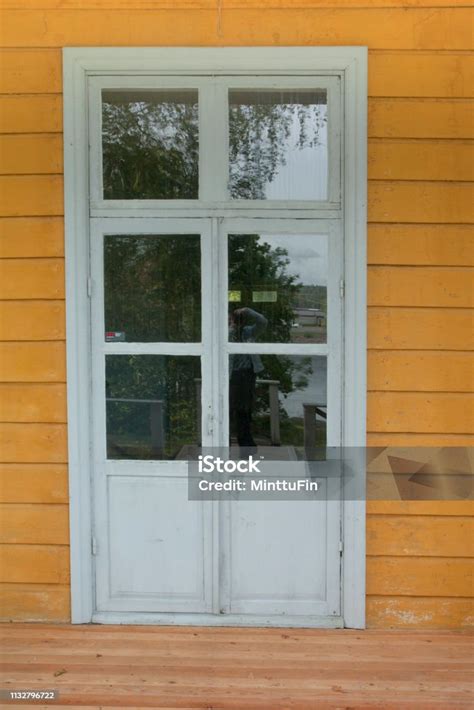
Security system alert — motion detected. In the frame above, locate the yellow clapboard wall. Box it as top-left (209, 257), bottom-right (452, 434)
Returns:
top-left (0, 0), bottom-right (472, 627)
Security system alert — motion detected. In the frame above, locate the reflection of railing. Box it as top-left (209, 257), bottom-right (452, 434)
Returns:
top-left (258, 379), bottom-right (280, 446)
top-left (303, 403), bottom-right (327, 448)
top-left (195, 378), bottom-right (281, 445)
top-left (195, 380), bottom-right (326, 447)
top-left (107, 393), bottom-right (327, 453)
top-left (107, 398), bottom-right (164, 454)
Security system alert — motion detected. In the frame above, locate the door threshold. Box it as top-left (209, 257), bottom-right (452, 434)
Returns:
top-left (91, 612), bottom-right (343, 628)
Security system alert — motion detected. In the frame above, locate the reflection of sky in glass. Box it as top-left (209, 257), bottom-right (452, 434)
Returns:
top-left (265, 108), bottom-right (327, 201)
top-left (229, 88), bottom-right (328, 201)
top-left (258, 233), bottom-right (328, 287)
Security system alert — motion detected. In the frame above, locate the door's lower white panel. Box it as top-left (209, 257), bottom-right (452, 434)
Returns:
top-left (96, 475), bottom-right (213, 613)
top-left (225, 487), bottom-right (340, 617)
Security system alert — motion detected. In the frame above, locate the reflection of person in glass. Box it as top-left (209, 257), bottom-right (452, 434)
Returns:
top-left (229, 307), bottom-right (268, 448)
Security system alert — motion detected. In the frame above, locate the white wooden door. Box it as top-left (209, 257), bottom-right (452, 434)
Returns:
top-left (90, 216), bottom-right (342, 621)
top-left (90, 218), bottom-right (218, 613)
top-left (217, 219), bottom-right (342, 619)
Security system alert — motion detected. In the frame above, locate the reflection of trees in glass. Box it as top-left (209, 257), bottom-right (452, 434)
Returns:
top-left (261, 354), bottom-right (312, 399)
top-left (229, 235), bottom-right (326, 337)
top-left (104, 235), bottom-right (201, 343)
top-left (229, 97), bottom-right (327, 199)
top-left (229, 234), bottom-right (299, 343)
top-left (102, 94), bottom-right (199, 199)
top-left (106, 355), bottom-right (199, 460)
top-left (102, 91), bottom-right (326, 201)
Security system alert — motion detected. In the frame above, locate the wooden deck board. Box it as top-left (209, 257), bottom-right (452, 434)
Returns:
top-left (0, 625), bottom-right (473, 708)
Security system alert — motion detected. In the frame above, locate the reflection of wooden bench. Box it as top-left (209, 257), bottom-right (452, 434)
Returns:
top-left (303, 403), bottom-right (327, 448)
top-left (106, 398), bottom-right (164, 454)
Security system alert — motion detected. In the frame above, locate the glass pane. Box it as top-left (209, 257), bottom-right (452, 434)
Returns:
top-left (106, 355), bottom-right (201, 460)
top-left (228, 233), bottom-right (327, 344)
top-left (104, 234), bottom-right (201, 343)
top-left (229, 89), bottom-right (327, 200)
top-left (229, 355), bottom-right (326, 452)
top-left (102, 90), bottom-right (199, 200)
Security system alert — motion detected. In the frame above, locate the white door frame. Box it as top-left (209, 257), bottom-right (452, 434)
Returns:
top-left (63, 47), bottom-right (367, 628)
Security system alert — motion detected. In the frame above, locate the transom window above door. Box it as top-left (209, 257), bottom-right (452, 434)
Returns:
top-left (88, 76), bottom-right (341, 211)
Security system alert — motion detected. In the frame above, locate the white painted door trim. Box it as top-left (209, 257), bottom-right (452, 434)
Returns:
top-left (63, 46), bottom-right (367, 628)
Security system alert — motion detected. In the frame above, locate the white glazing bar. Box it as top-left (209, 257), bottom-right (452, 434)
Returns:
top-left (227, 343), bottom-right (329, 356)
top-left (220, 216), bottom-right (334, 234)
top-left (91, 205), bottom-right (342, 218)
top-left (103, 343), bottom-right (203, 355)
top-left (200, 83), bottom-right (228, 202)
top-left (105, 460), bottom-right (189, 477)
top-left (90, 216), bottom-right (206, 235)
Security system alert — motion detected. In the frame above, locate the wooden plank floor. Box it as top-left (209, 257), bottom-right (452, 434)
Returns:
top-left (0, 625), bottom-right (473, 709)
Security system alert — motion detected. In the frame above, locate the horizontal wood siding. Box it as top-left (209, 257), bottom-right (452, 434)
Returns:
top-left (0, 544), bottom-right (70, 584)
top-left (0, 503), bottom-right (69, 544)
top-left (0, 424), bottom-right (68, 462)
top-left (0, 384), bottom-right (67, 423)
top-left (0, 342), bottom-right (66, 382)
top-left (0, 584), bottom-right (69, 622)
top-left (0, 301), bottom-right (65, 340)
top-left (0, 464), bottom-right (68, 504)
top-left (368, 351), bottom-right (474, 392)
top-left (367, 516), bottom-right (474, 557)
top-left (1, 9), bottom-right (472, 48)
top-left (0, 2), bottom-right (472, 628)
top-left (0, 217), bottom-right (64, 258)
top-left (2, 1), bottom-right (473, 7)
